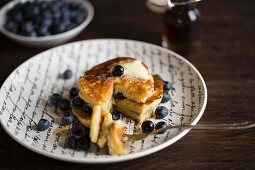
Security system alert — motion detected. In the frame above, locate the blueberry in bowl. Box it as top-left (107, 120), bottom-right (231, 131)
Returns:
top-left (0, 0), bottom-right (94, 48)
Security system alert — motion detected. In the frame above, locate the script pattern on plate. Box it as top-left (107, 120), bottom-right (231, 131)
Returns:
top-left (0, 39), bottom-right (206, 161)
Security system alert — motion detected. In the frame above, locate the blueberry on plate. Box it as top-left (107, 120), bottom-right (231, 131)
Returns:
top-left (71, 122), bottom-right (83, 136)
top-left (83, 105), bottom-right (92, 114)
top-left (37, 119), bottom-right (50, 131)
top-left (69, 87), bottom-right (79, 97)
top-left (72, 96), bottom-right (84, 107)
top-left (163, 81), bottom-right (172, 91)
top-left (112, 65), bottom-right (124, 77)
top-left (60, 112), bottom-right (74, 125)
top-left (49, 93), bottom-right (62, 107)
top-left (63, 69), bottom-right (73, 79)
top-left (82, 127), bottom-right (90, 137)
top-left (141, 120), bottom-right (154, 133)
top-left (161, 92), bottom-right (171, 103)
top-left (77, 135), bottom-right (90, 150)
top-left (111, 109), bottom-right (123, 120)
top-left (155, 106), bottom-right (168, 119)
top-left (66, 135), bottom-right (77, 149)
top-left (58, 98), bottom-right (70, 111)
top-left (155, 121), bottom-right (167, 134)
top-left (114, 92), bottom-right (126, 100)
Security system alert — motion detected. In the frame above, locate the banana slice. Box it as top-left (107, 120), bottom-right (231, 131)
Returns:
top-left (90, 105), bottom-right (102, 143)
top-left (97, 112), bottom-right (113, 148)
top-left (107, 120), bottom-right (125, 155)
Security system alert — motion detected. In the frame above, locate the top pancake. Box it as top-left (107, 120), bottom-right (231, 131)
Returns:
top-left (79, 57), bottom-right (155, 110)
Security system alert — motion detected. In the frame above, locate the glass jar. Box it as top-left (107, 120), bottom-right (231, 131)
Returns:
top-left (162, 0), bottom-right (200, 54)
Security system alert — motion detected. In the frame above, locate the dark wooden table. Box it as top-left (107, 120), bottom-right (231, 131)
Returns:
top-left (0, 0), bottom-right (255, 169)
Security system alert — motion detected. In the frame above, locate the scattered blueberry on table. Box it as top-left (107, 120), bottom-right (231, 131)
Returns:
top-left (4, 0), bottom-right (87, 37)
top-left (112, 65), bottom-right (124, 76)
top-left (37, 118), bottom-right (50, 131)
top-left (141, 120), bottom-right (154, 133)
top-left (69, 87), bottom-right (79, 97)
top-left (155, 106), bottom-right (168, 119)
top-left (63, 69), bottom-right (73, 79)
top-left (155, 121), bottom-right (167, 134)
top-left (60, 112), bottom-right (74, 125)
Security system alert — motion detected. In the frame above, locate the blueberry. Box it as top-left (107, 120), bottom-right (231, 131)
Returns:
top-left (21, 21), bottom-right (34, 34)
top-left (70, 10), bottom-right (79, 19)
top-left (114, 92), bottom-right (126, 100)
top-left (67, 23), bottom-right (77, 30)
top-left (111, 109), bottom-right (123, 120)
top-left (31, 6), bottom-right (40, 16)
top-left (112, 65), bottom-right (124, 77)
top-left (41, 16), bottom-right (53, 27)
top-left (155, 121), bottom-right (167, 134)
top-left (37, 26), bottom-right (50, 36)
top-left (37, 119), bottom-right (50, 131)
top-left (71, 122), bottom-right (83, 136)
top-left (52, 11), bottom-right (61, 20)
top-left (74, 15), bottom-right (85, 25)
top-left (22, 1), bottom-right (32, 12)
top-left (141, 120), bottom-right (154, 133)
top-left (83, 105), bottom-right (92, 114)
top-left (69, 87), bottom-right (79, 97)
top-left (58, 98), bottom-right (70, 111)
top-left (4, 21), bottom-right (18, 33)
top-left (63, 69), bottom-right (72, 79)
top-left (155, 106), bottom-right (168, 119)
top-left (49, 93), bottom-right (62, 106)
top-left (52, 22), bottom-right (66, 34)
top-left (66, 135), bottom-right (77, 149)
top-left (60, 112), bottom-right (74, 125)
top-left (72, 96), bottom-right (84, 107)
top-left (40, 2), bottom-right (49, 11)
top-left (82, 127), bottom-right (90, 137)
top-left (77, 135), bottom-right (90, 150)
top-left (25, 31), bottom-right (37, 37)
top-left (163, 81), bottom-right (172, 91)
top-left (161, 92), bottom-right (171, 103)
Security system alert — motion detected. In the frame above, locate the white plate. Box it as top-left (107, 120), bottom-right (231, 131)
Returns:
top-left (0, 39), bottom-right (207, 163)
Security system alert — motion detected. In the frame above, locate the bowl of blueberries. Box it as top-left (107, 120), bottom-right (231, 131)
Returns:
top-left (0, 0), bottom-right (94, 48)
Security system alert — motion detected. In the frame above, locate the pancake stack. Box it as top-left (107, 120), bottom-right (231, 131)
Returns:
top-left (72, 57), bottom-right (163, 155)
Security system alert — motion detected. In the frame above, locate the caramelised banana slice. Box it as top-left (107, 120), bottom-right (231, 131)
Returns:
top-left (90, 105), bottom-right (102, 143)
top-left (97, 112), bottom-right (113, 148)
top-left (107, 120), bottom-right (126, 155)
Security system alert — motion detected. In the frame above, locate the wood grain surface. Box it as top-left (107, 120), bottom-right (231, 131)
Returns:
top-left (0, 0), bottom-right (255, 169)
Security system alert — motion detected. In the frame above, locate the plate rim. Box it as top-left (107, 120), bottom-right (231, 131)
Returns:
top-left (0, 38), bottom-right (207, 163)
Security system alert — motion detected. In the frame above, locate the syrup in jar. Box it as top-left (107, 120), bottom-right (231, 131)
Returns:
top-left (162, 2), bottom-right (200, 54)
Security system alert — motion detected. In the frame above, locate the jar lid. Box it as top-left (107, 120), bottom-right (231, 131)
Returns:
top-left (169, 0), bottom-right (202, 6)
